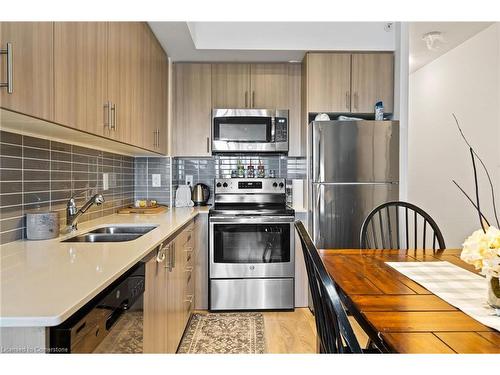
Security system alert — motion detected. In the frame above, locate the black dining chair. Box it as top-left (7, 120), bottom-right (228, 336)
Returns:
top-left (295, 220), bottom-right (365, 354)
top-left (360, 201), bottom-right (446, 251)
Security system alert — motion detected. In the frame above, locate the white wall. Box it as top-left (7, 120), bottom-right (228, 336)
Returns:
top-left (394, 22), bottom-right (410, 202)
top-left (409, 23), bottom-right (500, 248)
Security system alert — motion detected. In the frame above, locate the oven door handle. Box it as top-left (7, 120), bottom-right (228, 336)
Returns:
top-left (210, 216), bottom-right (295, 223)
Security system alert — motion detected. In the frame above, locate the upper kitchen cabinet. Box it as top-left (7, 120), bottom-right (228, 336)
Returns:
top-left (107, 22), bottom-right (143, 144)
top-left (140, 24), bottom-right (169, 154)
top-left (211, 63), bottom-right (250, 108)
top-left (211, 63), bottom-right (291, 109)
top-left (0, 22), bottom-right (54, 121)
top-left (54, 22), bottom-right (108, 136)
top-left (249, 64), bottom-right (289, 109)
top-left (351, 53), bottom-right (394, 113)
top-left (287, 63), bottom-right (304, 157)
top-left (172, 63), bottom-right (212, 157)
top-left (304, 52), bottom-right (394, 115)
top-left (305, 53), bottom-right (351, 113)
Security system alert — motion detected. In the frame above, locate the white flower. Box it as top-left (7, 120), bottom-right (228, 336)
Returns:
top-left (461, 226), bottom-right (500, 277)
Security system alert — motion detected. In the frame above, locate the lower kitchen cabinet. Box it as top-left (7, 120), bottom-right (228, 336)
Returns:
top-left (143, 218), bottom-right (198, 353)
top-left (194, 214), bottom-right (208, 310)
top-left (143, 243), bottom-right (168, 353)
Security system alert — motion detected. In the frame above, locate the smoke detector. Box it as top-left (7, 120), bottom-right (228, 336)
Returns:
top-left (422, 31), bottom-right (445, 51)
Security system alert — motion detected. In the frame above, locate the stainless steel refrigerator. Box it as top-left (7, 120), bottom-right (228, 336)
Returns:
top-left (309, 120), bottom-right (399, 249)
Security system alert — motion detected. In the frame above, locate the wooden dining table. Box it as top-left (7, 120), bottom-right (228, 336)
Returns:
top-left (319, 248), bottom-right (500, 354)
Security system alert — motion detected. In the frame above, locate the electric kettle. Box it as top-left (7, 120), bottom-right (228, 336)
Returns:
top-left (191, 183), bottom-right (210, 206)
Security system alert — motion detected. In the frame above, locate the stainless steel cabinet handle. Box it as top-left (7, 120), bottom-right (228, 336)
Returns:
top-left (354, 92), bottom-right (358, 111)
top-left (156, 129), bottom-right (160, 148)
top-left (164, 244), bottom-right (171, 269)
top-left (104, 101), bottom-right (111, 129)
top-left (206, 137), bottom-right (210, 154)
top-left (345, 91), bottom-right (350, 110)
top-left (251, 91), bottom-right (255, 108)
top-left (0, 43), bottom-right (13, 93)
top-left (172, 242), bottom-right (176, 268)
top-left (244, 91), bottom-right (248, 108)
top-left (110, 103), bottom-right (117, 130)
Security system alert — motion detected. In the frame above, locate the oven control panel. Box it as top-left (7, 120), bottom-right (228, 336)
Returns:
top-left (215, 178), bottom-right (285, 194)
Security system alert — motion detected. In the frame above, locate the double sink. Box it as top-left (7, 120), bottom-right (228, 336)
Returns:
top-left (62, 225), bottom-right (158, 243)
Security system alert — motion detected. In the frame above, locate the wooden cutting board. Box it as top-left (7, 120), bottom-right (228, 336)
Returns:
top-left (118, 205), bottom-right (168, 214)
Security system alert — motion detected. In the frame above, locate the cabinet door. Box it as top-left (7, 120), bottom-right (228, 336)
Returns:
top-left (107, 22), bottom-right (142, 144)
top-left (351, 53), bottom-right (394, 113)
top-left (155, 41), bottom-right (169, 155)
top-left (172, 63), bottom-right (212, 157)
top-left (166, 240), bottom-right (185, 353)
top-left (306, 53), bottom-right (351, 113)
top-left (250, 63), bottom-right (289, 109)
top-left (211, 63), bottom-right (250, 108)
top-left (0, 22), bottom-right (53, 120)
top-left (54, 22), bottom-right (108, 135)
top-left (143, 254), bottom-right (167, 353)
top-left (140, 26), bottom-right (159, 152)
top-left (194, 214), bottom-right (208, 310)
top-left (287, 63), bottom-right (304, 157)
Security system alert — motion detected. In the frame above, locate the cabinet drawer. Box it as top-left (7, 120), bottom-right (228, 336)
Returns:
top-left (176, 222), bottom-right (194, 246)
top-left (185, 245), bottom-right (194, 267)
top-left (185, 265), bottom-right (194, 293)
top-left (183, 292), bottom-right (194, 322)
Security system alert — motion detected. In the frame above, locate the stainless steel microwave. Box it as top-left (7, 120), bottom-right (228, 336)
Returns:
top-left (212, 109), bottom-right (289, 153)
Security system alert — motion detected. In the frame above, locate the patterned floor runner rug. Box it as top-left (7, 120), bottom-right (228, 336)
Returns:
top-left (177, 312), bottom-right (265, 354)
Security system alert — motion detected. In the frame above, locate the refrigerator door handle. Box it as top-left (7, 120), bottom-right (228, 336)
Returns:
top-left (313, 184), bottom-right (322, 245)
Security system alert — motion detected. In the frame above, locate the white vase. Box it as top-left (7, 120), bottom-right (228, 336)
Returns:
top-left (487, 276), bottom-right (500, 308)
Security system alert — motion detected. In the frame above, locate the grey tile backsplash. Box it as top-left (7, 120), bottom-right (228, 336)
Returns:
top-left (0, 131), bottom-right (134, 244)
top-left (134, 157), bottom-right (171, 205)
top-left (171, 155), bottom-right (306, 205)
top-left (1, 129), bottom-right (306, 244)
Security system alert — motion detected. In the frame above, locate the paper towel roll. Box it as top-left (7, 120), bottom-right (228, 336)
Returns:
top-left (292, 179), bottom-right (304, 210)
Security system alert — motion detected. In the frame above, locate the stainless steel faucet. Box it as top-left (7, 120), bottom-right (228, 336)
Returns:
top-left (66, 194), bottom-right (105, 231)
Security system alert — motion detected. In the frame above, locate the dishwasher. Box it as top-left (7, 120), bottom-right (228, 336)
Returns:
top-left (49, 262), bottom-right (145, 353)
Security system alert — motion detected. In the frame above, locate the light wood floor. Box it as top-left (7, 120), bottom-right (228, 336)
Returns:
top-left (263, 308), bottom-right (369, 354)
top-left (195, 308), bottom-right (369, 354)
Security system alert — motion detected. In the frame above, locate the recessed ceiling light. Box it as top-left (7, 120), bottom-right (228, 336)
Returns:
top-left (288, 60), bottom-right (301, 63)
top-left (422, 31), bottom-right (445, 51)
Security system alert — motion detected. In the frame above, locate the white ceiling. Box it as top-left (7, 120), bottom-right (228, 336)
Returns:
top-left (409, 22), bottom-right (493, 73)
top-left (148, 22), bottom-right (396, 62)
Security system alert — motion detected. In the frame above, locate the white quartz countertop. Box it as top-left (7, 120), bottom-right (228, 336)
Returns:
top-left (0, 207), bottom-right (208, 328)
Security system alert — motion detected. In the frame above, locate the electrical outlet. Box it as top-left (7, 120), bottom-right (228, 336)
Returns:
top-left (185, 175), bottom-right (193, 186)
top-left (152, 174), bottom-right (161, 187)
top-left (102, 173), bottom-right (109, 190)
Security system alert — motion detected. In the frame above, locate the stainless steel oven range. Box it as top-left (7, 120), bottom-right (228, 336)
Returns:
top-left (209, 178), bottom-right (295, 310)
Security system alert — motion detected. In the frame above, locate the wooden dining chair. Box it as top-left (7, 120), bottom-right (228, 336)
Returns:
top-left (295, 220), bottom-right (364, 354)
top-left (360, 201), bottom-right (446, 251)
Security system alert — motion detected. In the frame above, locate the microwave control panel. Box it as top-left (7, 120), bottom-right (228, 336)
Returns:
top-left (274, 117), bottom-right (288, 143)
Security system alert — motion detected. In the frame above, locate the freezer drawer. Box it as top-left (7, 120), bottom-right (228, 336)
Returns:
top-left (311, 121), bottom-right (399, 183)
top-left (311, 183), bottom-right (399, 249)
top-left (210, 278), bottom-right (294, 310)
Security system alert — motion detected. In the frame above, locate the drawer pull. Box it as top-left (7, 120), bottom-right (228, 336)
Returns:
top-left (185, 246), bottom-right (193, 252)
top-left (185, 266), bottom-right (193, 272)
top-left (184, 294), bottom-right (194, 303)
top-left (0, 43), bottom-right (13, 93)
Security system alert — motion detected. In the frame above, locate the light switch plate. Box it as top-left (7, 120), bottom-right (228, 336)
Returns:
top-left (102, 173), bottom-right (109, 190)
top-left (185, 175), bottom-right (193, 186)
top-left (152, 174), bottom-right (161, 187)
